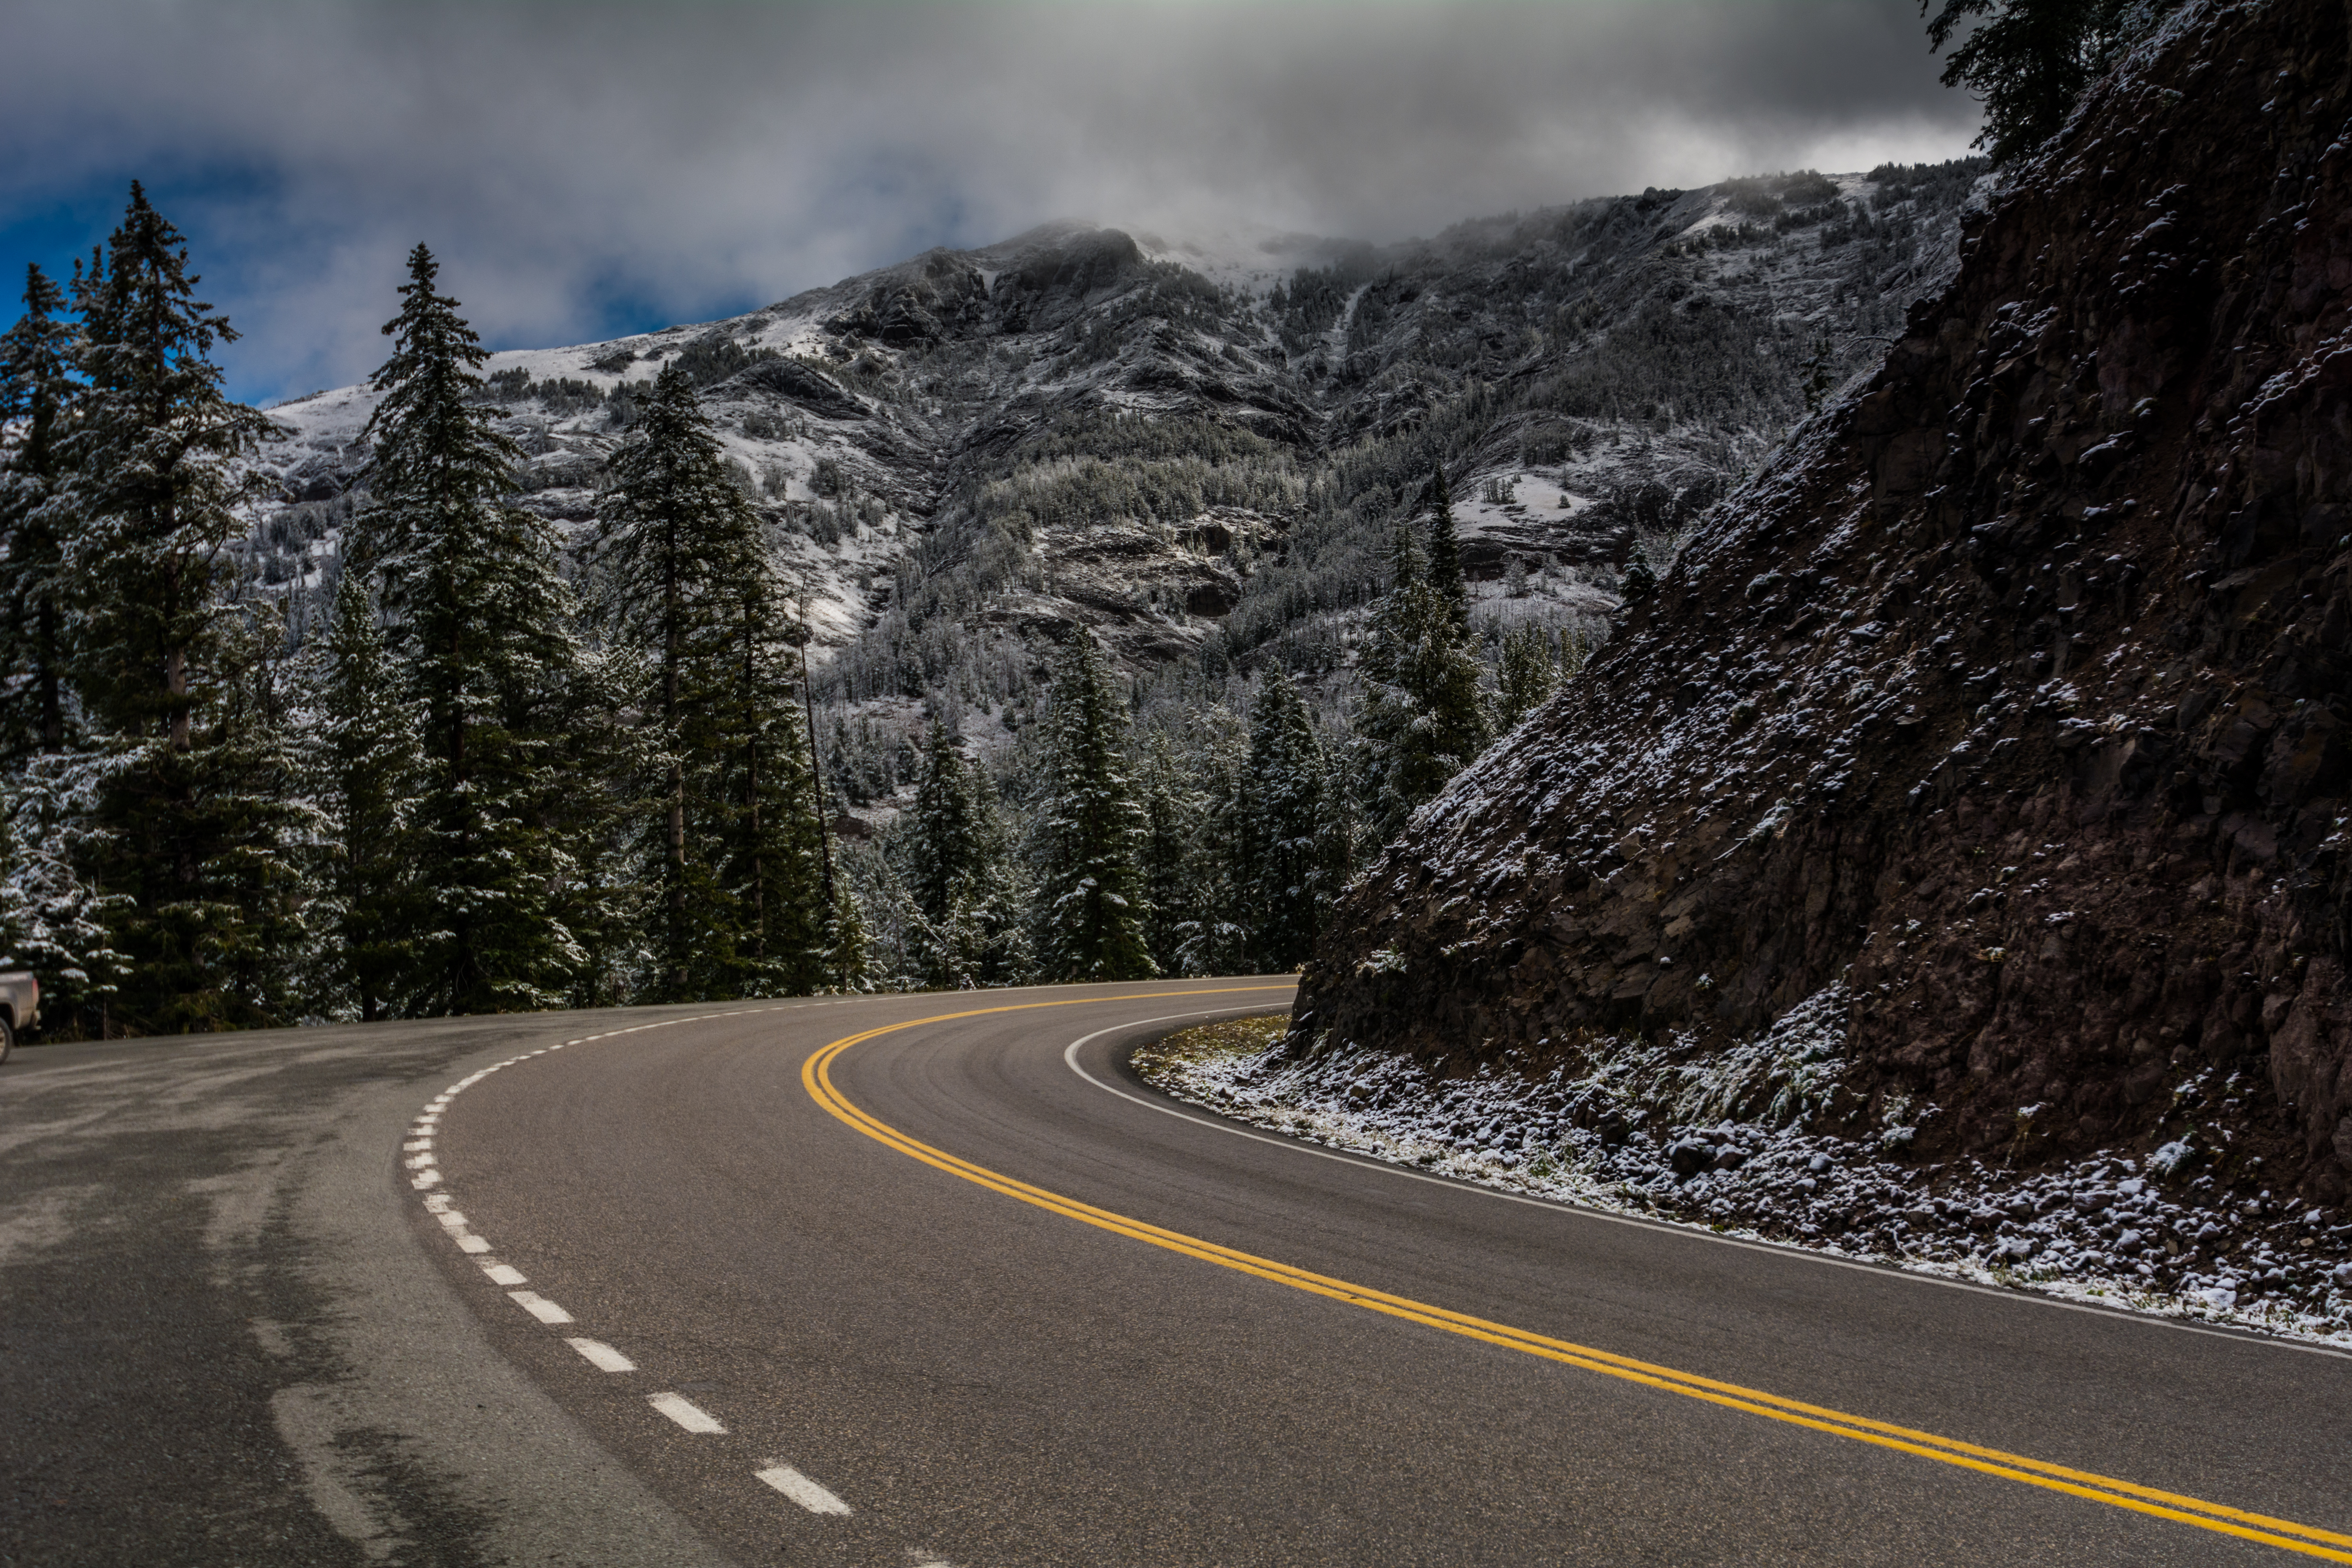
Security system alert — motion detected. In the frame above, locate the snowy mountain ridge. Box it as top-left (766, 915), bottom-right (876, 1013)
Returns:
top-left (241, 164), bottom-right (1986, 711)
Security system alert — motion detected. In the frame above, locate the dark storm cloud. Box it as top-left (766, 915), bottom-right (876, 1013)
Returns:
top-left (0, 0), bottom-right (1978, 402)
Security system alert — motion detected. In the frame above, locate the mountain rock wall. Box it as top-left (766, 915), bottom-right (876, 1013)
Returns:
top-left (1294, 0), bottom-right (2352, 1204)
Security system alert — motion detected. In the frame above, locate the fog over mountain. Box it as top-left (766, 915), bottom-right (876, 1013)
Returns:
top-left (0, 0), bottom-right (1976, 404)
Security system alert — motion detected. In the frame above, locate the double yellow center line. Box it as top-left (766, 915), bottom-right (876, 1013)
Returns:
top-left (801, 990), bottom-right (2352, 1562)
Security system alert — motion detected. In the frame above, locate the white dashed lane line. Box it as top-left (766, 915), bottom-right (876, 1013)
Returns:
top-left (405, 1000), bottom-right (870, 1525)
top-left (757, 1465), bottom-right (854, 1515)
top-left (650, 1392), bottom-right (727, 1434)
top-left (510, 1290), bottom-right (575, 1325)
top-left (566, 1337), bottom-right (636, 1373)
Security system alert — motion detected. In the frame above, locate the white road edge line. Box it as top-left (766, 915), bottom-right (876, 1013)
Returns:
top-left (649, 1392), bottom-right (725, 1433)
top-left (1062, 1010), bottom-right (2352, 1361)
top-left (566, 1337), bottom-right (636, 1372)
top-left (755, 1464), bottom-right (852, 1515)
top-left (482, 1263), bottom-right (527, 1286)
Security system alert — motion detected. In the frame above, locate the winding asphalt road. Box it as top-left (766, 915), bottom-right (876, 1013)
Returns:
top-left (5, 979), bottom-right (2349, 1566)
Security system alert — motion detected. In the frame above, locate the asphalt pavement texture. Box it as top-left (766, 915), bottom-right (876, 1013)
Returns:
top-left (4, 979), bottom-right (2346, 1566)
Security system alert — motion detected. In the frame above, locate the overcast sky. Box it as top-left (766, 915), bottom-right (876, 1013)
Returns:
top-left (0, 0), bottom-right (1980, 405)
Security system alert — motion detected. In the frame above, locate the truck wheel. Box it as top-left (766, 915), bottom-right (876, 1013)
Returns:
top-left (0, 1014), bottom-right (13, 1064)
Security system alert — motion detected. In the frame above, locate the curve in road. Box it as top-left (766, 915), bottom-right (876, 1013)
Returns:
top-left (407, 982), bottom-right (2352, 1567)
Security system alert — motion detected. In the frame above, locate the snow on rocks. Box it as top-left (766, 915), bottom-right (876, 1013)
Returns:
top-left (1139, 1011), bottom-right (2352, 1348)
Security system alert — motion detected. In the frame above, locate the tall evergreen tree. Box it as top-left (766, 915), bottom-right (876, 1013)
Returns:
top-left (906, 720), bottom-right (987, 929)
top-left (1354, 523), bottom-right (1489, 844)
top-left (0, 755), bottom-right (124, 1032)
top-left (53, 184), bottom-right (306, 1031)
top-left (711, 580), bottom-right (830, 995)
top-left (356, 244), bottom-right (592, 1014)
top-left (1424, 464), bottom-right (1468, 633)
top-left (303, 570), bottom-right (418, 1021)
top-left (592, 363), bottom-right (817, 999)
top-left (1245, 669), bottom-right (1333, 971)
top-left (1174, 719), bottom-right (1254, 977)
top-left (1135, 729), bottom-right (1202, 975)
top-left (1033, 635), bottom-right (1154, 982)
top-left (821, 879), bottom-right (874, 994)
top-left (900, 720), bottom-right (1025, 988)
top-left (0, 264), bottom-right (78, 760)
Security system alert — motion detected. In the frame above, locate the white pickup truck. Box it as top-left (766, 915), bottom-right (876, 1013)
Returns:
top-left (0, 971), bottom-right (38, 1062)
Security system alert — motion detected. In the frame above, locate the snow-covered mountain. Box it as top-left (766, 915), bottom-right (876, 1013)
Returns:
top-left (242, 163), bottom-right (1985, 802)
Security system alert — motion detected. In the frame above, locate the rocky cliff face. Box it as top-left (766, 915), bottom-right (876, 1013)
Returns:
top-left (1295, 0), bottom-right (2352, 1208)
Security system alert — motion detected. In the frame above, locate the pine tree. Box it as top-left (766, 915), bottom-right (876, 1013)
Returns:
top-left (1922, 0), bottom-right (2169, 166)
top-left (1619, 551), bottom-right (1659, 610)
top-left (0, 753), bottom-right (125, 1032)
top-left (1033, 636), bottom-right (1154, 982)
top-left (356, 244), bottom-right (592, 1015)
top-left (821, 880), bottom-right (874, 993)
top-left (1424, 464), bottom-right (1468, 633)
top-left (592, 363), bottom-right (819, 999)
top-left (1246, 669), bottom-right (1330, 970)
top-left (711, 583), bottom-right (829, 995)
top-left (900, 720), bottom-right (1026, 988)
top-left (1495, 622), bottom-right (1564, 729)
top-left (1174, 719), bottom-right (1254, 977)
top-left (1135, 729), bottom-right (1201, 975)
top-left (303, 570), bottom-right (418, 1021)
top-left (54, 184), bottom-right (307, 1031)
top-left (906, 720), bottom-right (986, 929)
top-left (1354, 523), bottom-right (1489, 842)
top-left (0, 264), bottom-right (78, 761)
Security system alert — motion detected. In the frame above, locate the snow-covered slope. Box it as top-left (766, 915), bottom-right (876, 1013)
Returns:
top-left (238, 167), bottom-right (1983, 814)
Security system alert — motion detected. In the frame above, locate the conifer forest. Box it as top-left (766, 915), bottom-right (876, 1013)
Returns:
top-left (0, 162), bottom-right (1985, 1033)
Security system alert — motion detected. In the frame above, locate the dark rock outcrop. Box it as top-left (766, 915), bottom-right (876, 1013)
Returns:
top-left (720, 357), bottom-right (869, 421)
top-left (1295, 0), bottom-right (2352, 1205)
top-left (987, 226), bottom-right (1151, 333)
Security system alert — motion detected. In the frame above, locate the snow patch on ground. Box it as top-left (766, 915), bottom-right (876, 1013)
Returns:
top-left (1141, 1002), bottom-right (2352, 1348)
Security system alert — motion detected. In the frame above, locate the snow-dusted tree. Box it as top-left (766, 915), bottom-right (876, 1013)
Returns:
top-left (906, 720), bottom-right (987, 930)
top-left (55, 184), bottom-right (308, 1031)
top-left (1173, 718), bottom-right (1254, 977)
top-left (0, 263), bottom-right (78, 760)
top-left (1923, 0), bottom-right (2168, 166)
top-left (900, 720), bottom-right (1027, 988)
top-left (1134, 729), bottom-right (1202, 974)
top-left (302, 570), bottom-right (418, 1021)
top-left (1352, 523), bottom-right (1488, 843)
top-left (1495, 622), bottom-right (1565, 730)
top-left (709, 585), bottom-right (830, 996)
top-left (1246, 668), bottom-right (1334, 970)
top-left (592, 363), bottom-right (825, 999)
top-left (1032, 635), bottom-right (1154, 982)
top-left (0, 755), bottom-right (125, 1032)
top-left (821, 879), bottom-right (874, 994)
top-left (355, 244), bottom-right (594, 1015)
top-left (1424, 464), bottom-right (1468, 633)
